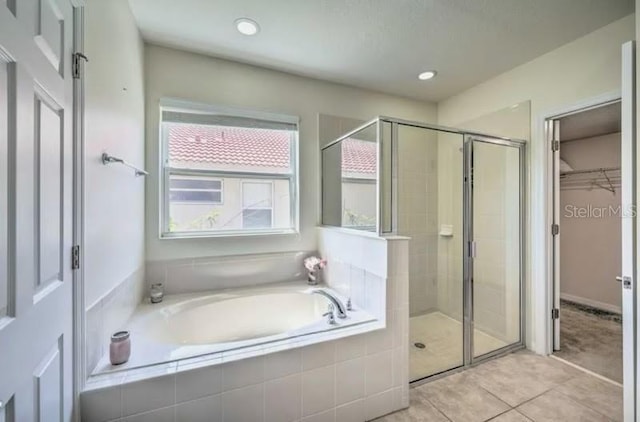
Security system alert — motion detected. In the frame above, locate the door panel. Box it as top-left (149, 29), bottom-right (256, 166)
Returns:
top-left (0, 1), bottom-right (74, 420)
top-left (471, 140), bottom-right (523, 358)
top-left (396, 124), bottom-right (466, 382)
top-left (34, 0), bottom-right (65, 73)
top-left (36, 91), bottom-right (64, 289)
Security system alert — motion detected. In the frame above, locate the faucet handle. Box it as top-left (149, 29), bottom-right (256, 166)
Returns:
top-left (323, 304), bottom-right (337, 325)
top-left (346, 298), bottom-right (353, 311)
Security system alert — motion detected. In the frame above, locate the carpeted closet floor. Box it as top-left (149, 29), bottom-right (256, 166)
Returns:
top-left (554, 300), bottom-right (622, 383)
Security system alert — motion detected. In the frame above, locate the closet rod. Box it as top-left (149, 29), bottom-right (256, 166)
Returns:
top-left (560, 166), bottom-right (620, 177)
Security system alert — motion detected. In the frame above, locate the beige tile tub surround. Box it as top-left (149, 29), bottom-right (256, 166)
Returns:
top-left (81, 230), bottom-right (409, 421)
top-left (378, 350), bottom-right (622, 422)
top-left (85, 267), bottom-right (146, 374)
top-left (145, 251), bottom-right (315, 295)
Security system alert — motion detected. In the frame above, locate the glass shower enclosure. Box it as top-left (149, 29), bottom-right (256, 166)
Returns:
top-left (321, 117), bottom-right (525, 383)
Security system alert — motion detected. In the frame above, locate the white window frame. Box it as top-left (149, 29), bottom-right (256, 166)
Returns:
top-left (159, 98), bottom-right (299, 239)
top-left (169, 176), bottom-right (224, 205)
top-left (241, 180), bottom-right (275, 229)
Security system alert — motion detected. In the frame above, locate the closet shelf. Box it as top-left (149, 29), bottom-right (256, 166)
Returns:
top-left (560, 166), bottom-right (620, 194)
top-left (560, 166), bottom-right (620, 177)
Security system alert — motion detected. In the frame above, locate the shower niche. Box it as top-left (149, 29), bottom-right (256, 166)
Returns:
top-left (321, 116), bottom-right (526, 382)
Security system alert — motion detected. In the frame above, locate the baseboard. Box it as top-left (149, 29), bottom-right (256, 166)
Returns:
top-left (560, 293), bottom-right (621, 314)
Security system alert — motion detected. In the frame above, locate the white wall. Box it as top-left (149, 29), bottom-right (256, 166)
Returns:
top-left (84, 0), bottom-right (146, 372)
top-left (560, 133), bottom-right (621, 312)
top-left (437, 13), bottom-right (635, 353)
top-left (84, 0), bottom-right (146, 308)
top-left (145, 45), bottom-right (437, 261)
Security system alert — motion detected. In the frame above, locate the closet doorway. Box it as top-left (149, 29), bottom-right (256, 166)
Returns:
top-left (550, 100), bottom-right (623, 383)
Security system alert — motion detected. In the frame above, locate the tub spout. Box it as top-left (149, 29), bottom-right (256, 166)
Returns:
top-left (310, 289), bottom-right (348, 319)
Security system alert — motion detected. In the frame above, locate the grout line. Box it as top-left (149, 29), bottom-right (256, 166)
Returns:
top-left (550, 355), bottom-right (623, 387)
top-left (475, 383), bottom-right (515, 411)
top-left (486, 408), bottom-right (533, 422)
top-left (547, 389), bottom-right (615, 420)
top-left (509, 386), bottom-right (557, 409)
top-left (549, 371), bottom-right (623, 421)
top-left (420, 394), bottom-right (452, 422)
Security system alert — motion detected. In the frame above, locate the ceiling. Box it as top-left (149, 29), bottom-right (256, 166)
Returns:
top-left (559, 102), bottom-right (621, 142)
top-left (128, 0), bottom-right (634, 102)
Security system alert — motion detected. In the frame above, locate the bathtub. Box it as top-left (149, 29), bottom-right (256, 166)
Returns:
top-left (91, 281), bottom-right (376, 374)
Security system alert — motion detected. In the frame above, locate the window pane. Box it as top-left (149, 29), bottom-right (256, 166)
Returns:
top-left (242, 209), bottom-right (272, 229)
top-left (166, 122), bottom-right (293, 174)
top-left (243, 182), bottom-right (273, 208)
top-left (169, 174), bottom-right (222, 204)
top-left (168, 177), bottom-right (290, 233)
top-left (170, 179), bottom-right (221, 190)
top-left (170, 191), bottom-right (222, 203)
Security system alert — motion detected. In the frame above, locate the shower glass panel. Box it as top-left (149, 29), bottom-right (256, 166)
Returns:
top-left (471, 140), bottom-right (522, 357)
top-left (321, 122), bottom-right (378, 232)
top-left (320, 116), bottom-right (526, 383)
top-left (394, 124), bottom-right (465, 381)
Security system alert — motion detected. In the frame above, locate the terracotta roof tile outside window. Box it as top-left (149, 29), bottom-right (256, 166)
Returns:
top-left (168, 123), bottom-right (377, 175)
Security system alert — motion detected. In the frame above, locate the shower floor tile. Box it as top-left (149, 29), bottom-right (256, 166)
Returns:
top-left (409, 312), bottom-right (507, 381)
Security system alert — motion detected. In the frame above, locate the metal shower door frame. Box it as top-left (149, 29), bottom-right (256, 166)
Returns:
top-left (463, 134), bottom-right (527, 369)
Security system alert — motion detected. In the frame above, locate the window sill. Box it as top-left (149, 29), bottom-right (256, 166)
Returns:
top-left (159, 228), bottom-right (299, 240)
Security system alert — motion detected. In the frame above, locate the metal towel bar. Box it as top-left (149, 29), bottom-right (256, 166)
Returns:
top-left (101, 153), bottom-right (148, 177)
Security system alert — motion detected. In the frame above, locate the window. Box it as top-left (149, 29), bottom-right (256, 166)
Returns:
top-left (169, 177), bottom-right (223, 203)
top-left (160, 100), bottom-right (298, 237)
top-left (242, 181), bottom-right (273, 229)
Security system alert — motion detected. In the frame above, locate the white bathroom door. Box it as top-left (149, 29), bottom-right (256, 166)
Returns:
top-left (620, 40), bottom-right (636, 422)
top-left (0, 1), bottom-right (75, 421)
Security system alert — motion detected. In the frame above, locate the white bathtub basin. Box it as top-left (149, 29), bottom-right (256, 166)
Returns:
top-left (147, 292), bottom-right (326, 344)
top-left (91, 281), bottom-right (377, 375)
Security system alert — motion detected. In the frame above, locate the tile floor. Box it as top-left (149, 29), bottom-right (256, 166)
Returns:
top-left (410, 312), bottom-right (507, 381)
top-left (554, 300), bottom-right (623, 383)
top-left (379, 350), bottom-right (622, 422)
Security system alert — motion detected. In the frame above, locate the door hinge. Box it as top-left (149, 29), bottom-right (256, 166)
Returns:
top-left (552, 140), bottom-right (560, 152)
top-left (552, 308), bottom-right (560, 319)
top-left (71, 245), bottom-right (80, 270)
top-left (552, 224), bottom-right (560, 236)
top-left (468, 241), bottom-right (477, 258)
top-left (72, 52), bottom-right (88, 79)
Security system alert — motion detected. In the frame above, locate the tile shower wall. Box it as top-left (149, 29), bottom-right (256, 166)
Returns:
top-left (145, 251), bottom-right (315, 295)
top-left (436, 133), bottom-right (464, 321)
top-left (395, 126), bottom-right (439, 316)
top-left (86, 268), bottom-right (145, 374)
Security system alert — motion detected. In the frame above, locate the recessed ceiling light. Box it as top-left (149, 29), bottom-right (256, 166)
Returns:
top-left (418, 70), bottom-right (437, 81)
top-left (235, 18), bottom-right (260, 36)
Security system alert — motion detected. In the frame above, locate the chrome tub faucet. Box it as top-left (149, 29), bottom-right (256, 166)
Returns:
top-left (311, 288), bottom-right (348, 319)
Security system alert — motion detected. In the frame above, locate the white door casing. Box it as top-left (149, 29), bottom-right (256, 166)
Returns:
top-left (550, 118), bottom-right (561, 351)
top-left (0, 0), bottom-right (75, 421)
top-left (621, 40), bottom-right (636, 422)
